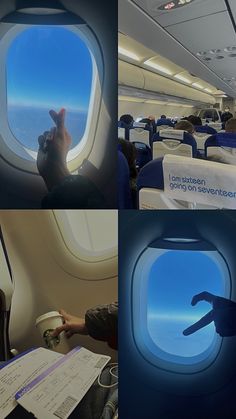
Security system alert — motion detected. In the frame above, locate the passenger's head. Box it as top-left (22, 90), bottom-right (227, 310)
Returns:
top-left (188, 115), bottom-right (202, 126)
top-left (225, 118), bottom-right (236, 133)
top-left (148, 115), bottom-right (156, 122)
top-left (174, 120), bottom-right (194, 134)
top-left (118, 138), bottom-right (137, 179)
top-left (161, 115), bottom-right (166, 119)
top-left (119, 114), bottom-right (134, 125)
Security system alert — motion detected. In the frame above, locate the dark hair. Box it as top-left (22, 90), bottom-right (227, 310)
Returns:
top-left (225, 118), bottom-right (236, 132)
top-left (161, 115), bottom-right (166, 119)
top-left (174, 120), bottom-right (194, 134)
top-left (118, 138), bottom-right (137, 179)
top-left (188, 115), bottom-right (202, 126)
top-left (119, 114), bottom-right (134, 125)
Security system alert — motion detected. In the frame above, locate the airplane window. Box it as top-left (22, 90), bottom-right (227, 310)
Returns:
top-left (54, 210), bottom-right (118, 260)
top-left (133, 243), bottom-right (230, 371)
top-left (6, 25), bottom-right (93, 153)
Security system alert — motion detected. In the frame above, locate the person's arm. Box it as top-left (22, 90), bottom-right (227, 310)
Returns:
top-left (52, 303), bottom-right (118, 349)
top-left (85, 302), bottom-right (118, 349)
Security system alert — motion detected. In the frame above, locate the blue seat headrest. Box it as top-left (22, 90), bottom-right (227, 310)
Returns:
top-left (156, 118), bottom-right (174, 127)
top-left (195, 125), bottom-right (217, 135)
top-left (205, 132), bottom-right (236, 151)
top-left (118, 120), bottom-right (132, 129)
top-left (137, 158), bottom-right (164, 191)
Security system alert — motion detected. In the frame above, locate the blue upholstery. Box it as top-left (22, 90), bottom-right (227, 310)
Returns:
top-left (152, 130), bottom-right (198, 157)
top-left (205, 132), bottom-right (236, 156)
top-left (118, 121), bottom-right (132, 140)
top-left (156, 118), bottom-right (174, 127)
top-left (137, 158), bottom-right (164, 193)
top-left (195, 125), bottom-right (217, 135)
top-left (118, 151), bottom-right (133, 209)
top-left (132, 141), bottom-right (152, 170)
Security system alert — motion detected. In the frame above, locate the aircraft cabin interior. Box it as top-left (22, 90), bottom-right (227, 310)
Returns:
top-left (118, 0), bottom-right (236, 210)
top-left (0, 209), bottom-right (118, 418)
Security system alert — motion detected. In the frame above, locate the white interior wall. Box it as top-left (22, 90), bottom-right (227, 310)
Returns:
top-left (118, 100), bottom-right (198, 121)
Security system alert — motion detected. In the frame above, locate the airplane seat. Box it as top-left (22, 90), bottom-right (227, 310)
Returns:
top-left (118, 120), bottom-right (131, 140)
top-left (132, 141), bottom-right (152, 171)
top-left (152, 129), bottom-right (198, 159)
top-left (137, 158), bottom-right (190, 209)
top-left (118, 150), bottom-right (133, 209)
top-left (156, 118), bottom-right (174, 134)
top-left (193, 132), bottom-right (212, 151)
top-left (129, 122), bottom-right (153, 147)
top-left (205, 132), bottom-right (236, 165)
top-left (208, 122), bottom-right (223, 132)
top-left (0, 228), bottom-right (14, 361)
top-left (195, 125), bottom-right (217, 135)
top-left (156, 118), bottom-right (174, 129)
top-left (136, 154), bottom-right (234, 209)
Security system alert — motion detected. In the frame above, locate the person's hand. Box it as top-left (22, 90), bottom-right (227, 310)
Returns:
top-left (37, 109), bottom-right (72, 191)
top-left (51, 309), bottom-right (88, 339)
top-left (183, 292), bottom-right (236, 337)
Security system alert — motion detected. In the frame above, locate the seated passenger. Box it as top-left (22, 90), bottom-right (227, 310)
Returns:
top-left (225, 117), bottom-right (236, 133)
top-left (37, 109), bottom-right (107, 209)
top-left (119, 114), bottom-right (134, 126)
top-left (207, 118), bottom-right (236, 164)
top-left (188, 115), bottom-right (202, 126)
top-left (174, 120), bottom-right (195, 134)
top-left (118, 138), bottom-right (137, 207)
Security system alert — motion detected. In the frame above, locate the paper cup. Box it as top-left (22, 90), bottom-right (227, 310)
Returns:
top-left (35, 311), bottom-right (70, 354)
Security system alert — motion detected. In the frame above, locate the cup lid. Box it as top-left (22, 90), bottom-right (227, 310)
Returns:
top-left (35, 311), bottom-right (63, 327)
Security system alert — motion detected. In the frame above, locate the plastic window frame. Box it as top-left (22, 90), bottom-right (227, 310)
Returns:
top-left (0, 22), bottom-right (103, 174)
top-left (132, 241), bottom-right (231, 374)
top-left (53, 210), bottom-right (118, 263)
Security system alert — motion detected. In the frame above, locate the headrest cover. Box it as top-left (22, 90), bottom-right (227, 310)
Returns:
top-left (163, 154), bottom-right (236, 209)
top-left (133, 122), bottom-right (147, 128)
top-left (159, 129), bottom-right (184, 140)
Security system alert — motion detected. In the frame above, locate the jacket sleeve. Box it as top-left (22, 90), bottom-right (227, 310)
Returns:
top-left (85, 302), bottom-right (118, 349)
top-left (41, 175), bottom-right (107, 209)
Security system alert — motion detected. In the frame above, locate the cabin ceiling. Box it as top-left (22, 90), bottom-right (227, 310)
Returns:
top-left (119, 0), bottom-right (236, 98)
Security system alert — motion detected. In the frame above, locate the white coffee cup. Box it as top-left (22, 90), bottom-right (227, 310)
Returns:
top-left (35, 311), bottom-right (70, 354)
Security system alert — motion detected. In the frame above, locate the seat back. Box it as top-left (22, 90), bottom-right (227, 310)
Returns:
top-left (118, 151), bottom-right (133, 209)
top-left (118, 127), bottom-right (126, 139)
top-left (152, 129), bottom-right (197, 159)
top-left (0, 228), bottom-right (14, 361)
top-left (137, 154), bottom-right (236, 209)
top-left (205, 132), bottom-right (236, 164)
top-left (129, 123), bottom-right (153, 147)
top-left (193, 133), bottom-right (212, 150)
top-left (118, 121), bottom-right (131, 140)
top-left (132, 141), bottom-right (152, 170)
top-left (195, 125), bottom-right (217, 135)
top-left (208, 122), bottom-right (223, 132)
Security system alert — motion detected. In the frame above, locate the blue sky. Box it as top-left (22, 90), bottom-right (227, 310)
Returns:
top-left (7, 26), bottom-right (93, 112)
top-left (147, 250), bottom-right (225, 357)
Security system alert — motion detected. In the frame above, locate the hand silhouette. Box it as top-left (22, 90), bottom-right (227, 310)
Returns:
top-left (37, 108), bottom-right (71, 191)
top-left (183, 291), bottom-right (236, 337)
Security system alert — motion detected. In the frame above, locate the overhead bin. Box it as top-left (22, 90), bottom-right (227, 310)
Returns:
top-left (119, 60), bottom-right (216, 105)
